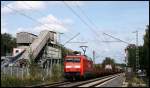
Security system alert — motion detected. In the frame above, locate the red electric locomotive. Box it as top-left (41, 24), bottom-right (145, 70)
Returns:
top-left (64, 55), bottom-right (94, 80)
top-left (64, 55), bottom-right (124, 81)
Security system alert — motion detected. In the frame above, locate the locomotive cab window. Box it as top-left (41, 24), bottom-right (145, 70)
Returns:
top-left (65, 58), bottom-right (74, 62)
top-left (65, 58), bottom-right (80, 62)
top-left (74, 58), bottom-right (80, 62)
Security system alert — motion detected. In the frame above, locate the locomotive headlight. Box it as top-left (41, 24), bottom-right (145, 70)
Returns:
top-left (65, 65), bottom-right (80, 68)
top-left (74, 65), bottom-right (80, 68)
top-left (66, 66), bottom-right (72, 68)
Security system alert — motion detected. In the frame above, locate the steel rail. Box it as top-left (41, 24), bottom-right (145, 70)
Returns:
top-left (58, 73), bottom-right (122, 87)
top-left (27, 73), bottom-right (123, 87)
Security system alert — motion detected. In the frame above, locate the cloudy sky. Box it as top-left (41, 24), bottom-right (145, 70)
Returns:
top-left (1, 1), bottom-right (149, 63)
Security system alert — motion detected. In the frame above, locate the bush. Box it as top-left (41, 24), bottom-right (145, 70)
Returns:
top-left (1, 61), bottom-right (64, 87)
top-left (1, 66), bottom-right (64, 87)
top-left (1, 74), bottom-right (43, 87)
top-left (127, 75), bottom-right (145, 87)
top-left (51, 64), bottom-right (63, 82)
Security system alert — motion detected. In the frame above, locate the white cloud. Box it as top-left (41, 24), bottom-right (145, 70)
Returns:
top-left (1, 20), bottom-right (8, 33)
top-left (33, 23), bottom-right (67, 33)
top-left (39, 14), bottom-right (62, 25)
top-left (62, 18), bottom-right (74, 24)
top-left (17, 27), bottom-right (27, 32)
top-left (64, 1), bottom-right (85, 6)
top-left (36, 14), bottom-right (72, 32)
top-left (92, 27), bottom-right (146, 63)
top-left (17, 14), bottom-right (73, 34)
top-left (2, 1), bottom-right (46, 14)
top-left (1, 1), bottom-right (86, 15)
top-left (46, 1), bottom-right (85, 6)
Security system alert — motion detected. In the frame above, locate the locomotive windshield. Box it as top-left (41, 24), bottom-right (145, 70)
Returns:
top-left (65, 58), bottom-right (80, 62)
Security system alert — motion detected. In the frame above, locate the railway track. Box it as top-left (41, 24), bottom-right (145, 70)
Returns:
top-left (59, 73), bottom-right (122, 87)
top-left (26, 81), bottom-right (68, 87)
top-left (43, 81), bottom-right (72, 87)
top-left (29, 73), bottom-right (123, 87)
top-left (78, 73), bottom-right (121, 87)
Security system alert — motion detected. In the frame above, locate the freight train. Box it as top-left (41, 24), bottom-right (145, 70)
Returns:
top-left (64, 55), bottom-right (123, 80)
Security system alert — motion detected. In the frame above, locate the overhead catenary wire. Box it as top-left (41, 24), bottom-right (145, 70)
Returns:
top-left (74, 2), bottom-right (106, 41)
top-left (23, 1), bottom-right (99, 54)
top-left (103, 33), bottom-right (130, 44)
top-left (62, 2), bottom-right (111, 53)
top-left (75, 2), bottom-right (131, 49)
top-left (63, 1), bottom-right (130, 47)
top-left (63, 33), bottom-right (80, 46)
top-left (23, 2), bottom-right (47, 17)
top-left (3, 4), bottom-right (56, 32)
top-left (63, 1), bottom-right (111, 61)
top-left (3, 2), bottom-right (82, 53)
top-left (62, 1), bottom-right (102, 42)
top-left (23, 1), bottom-right (80, 42)
top-left (7, 2), bottom-right (75, 44)
top-left (74, 2), bottom-right (115, 59)
top-left (63, 1), bottom-right (129, 63)
top-left (23, 1), bottom-right (66, 27)
top-left (62, 2), bottom-right (104, 55)
top-left (74, 2), bottom-right (130, 45)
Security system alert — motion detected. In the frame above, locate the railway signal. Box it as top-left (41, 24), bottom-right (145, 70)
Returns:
top-left (93, 50), bottom-right (95, 64)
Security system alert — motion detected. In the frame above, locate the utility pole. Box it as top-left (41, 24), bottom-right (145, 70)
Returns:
top-left (58, 32), bottom-right (64, 62)
top-left (93, 50), bottom-right (95, 64)
top-left (133, 30), bottom-right (139, 73)
top-left (57, 32), bottom-right (64, 74)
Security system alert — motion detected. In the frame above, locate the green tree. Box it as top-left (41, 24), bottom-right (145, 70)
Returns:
top-left (138, 46), bottom-right (145, 70)
top-left (126, 25), bottom-right (149, 74)
top-left (116, 63), bottom-right (126, 68)
top-left (1, 33), bottom-right (16, 56)
top-left (28, 47), bottom-right (40, 78)
top-left (126, 44), bottom-right (145, 71)
top-left (126, 44), bottom-right (136, 71)
top-left (61, 46), bottom-right (75, 58)
top-left (73, 51), bottom-right (81, 54)
top-left (143, 25), bottom-right (149, 76)
top-left (102, 57), bottom-right (115, 68)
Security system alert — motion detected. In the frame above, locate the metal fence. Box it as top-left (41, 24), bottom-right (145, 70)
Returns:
top-left (1, 66), bottom-right (53, 80)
